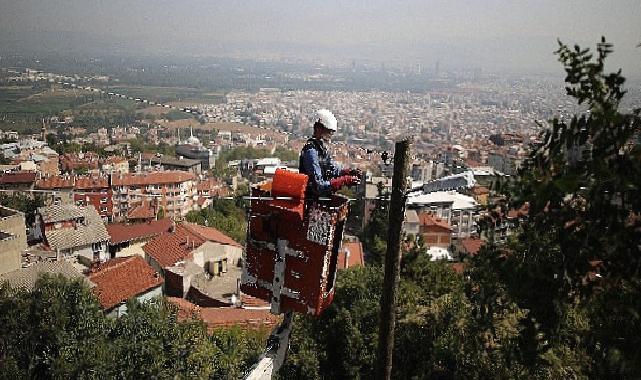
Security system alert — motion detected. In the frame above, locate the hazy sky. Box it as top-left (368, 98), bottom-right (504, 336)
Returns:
top-left (1, 0), bottom-right (640, 76)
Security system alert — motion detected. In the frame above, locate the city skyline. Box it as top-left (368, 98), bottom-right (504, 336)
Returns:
top-left (1, 0), bottom-right (640, 77)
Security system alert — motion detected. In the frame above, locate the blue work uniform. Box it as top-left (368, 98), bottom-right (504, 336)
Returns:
top-left (299, 137), bottom-right (341, 197)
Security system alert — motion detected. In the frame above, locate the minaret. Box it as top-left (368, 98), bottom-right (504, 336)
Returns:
top-left (41, 118), bottom-right (47, 141)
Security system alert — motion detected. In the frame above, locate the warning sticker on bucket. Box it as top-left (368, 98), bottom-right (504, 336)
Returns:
top-left (306, 208), bottom-right (332, 245)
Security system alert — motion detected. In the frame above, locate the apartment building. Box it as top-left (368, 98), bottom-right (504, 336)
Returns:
top-left (36, 175), bottom-right (113, 222)
top-left (406, 190), bottom-right (479, 240)
top-left (111, 171), bottom-right (197, 221)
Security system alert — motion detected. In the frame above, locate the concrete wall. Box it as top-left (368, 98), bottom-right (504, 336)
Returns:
top-left (114, 241), bottom-right (146, 258)
top-left (193, 241), bottom-right (243, 269)
top-left (0, 207), bottom-right (27, 275)
top-left (74, 243), bottom-right (109, 265)
top-left (107, 286), bottom-right (163, 318)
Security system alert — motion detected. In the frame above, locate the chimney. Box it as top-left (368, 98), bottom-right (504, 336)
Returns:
top-left (344, 248), bottom-right (350, 269)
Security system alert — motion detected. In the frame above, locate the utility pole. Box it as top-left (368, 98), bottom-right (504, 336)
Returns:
top-left (376, 138), bottom-right (412, 380)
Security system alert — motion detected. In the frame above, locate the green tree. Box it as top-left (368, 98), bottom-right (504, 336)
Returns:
top-left (186, 199), bottom-right (247, 244)
top-left (361, 182), bottom-right (389, 265)
top-left (499, 38), bottom-right (641, 377)
top-left (0, 193), bottom-right (44, 226)
top-left (273, 146), bottom-right (299, 162)
top-left (0, 153), bottom-right (11, 165)
top-left (279, 266), bottom-right (383, 379)
top-left (209, 327), bottom-right (268, 380)
top-left (0, 275), bottom-right (268, 379)
top-left (0, 275), bottom-right (109, 379)
top-left (107, 298), bottom-right (217, 379)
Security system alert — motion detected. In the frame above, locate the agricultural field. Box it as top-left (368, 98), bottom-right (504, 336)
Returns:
top-left (0, 85), bottom-right (89, 115)
top-left (105, 85), bottom-right (225, 104)
top-left (0, 83), bottom-right (226, 134)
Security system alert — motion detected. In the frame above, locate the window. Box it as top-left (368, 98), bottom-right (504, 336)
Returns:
top-left (209, 258), bottom-right (228, 276)
top-left (92, 242), bottom-right (103, 252)
top-left (100, 197), bottom-right (107, 204)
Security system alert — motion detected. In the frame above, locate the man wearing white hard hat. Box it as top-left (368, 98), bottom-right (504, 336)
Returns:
top-left (299, 109), bottom-right (361, 197)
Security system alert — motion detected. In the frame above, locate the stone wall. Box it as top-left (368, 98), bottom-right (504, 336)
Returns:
top-left (0, 206), bottom-right (27, 275)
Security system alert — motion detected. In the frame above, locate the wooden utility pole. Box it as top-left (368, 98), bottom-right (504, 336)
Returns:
top-left (376, 138), bottom-right (411, 380)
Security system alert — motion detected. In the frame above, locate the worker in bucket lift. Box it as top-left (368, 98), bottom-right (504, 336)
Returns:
top-left (299, 109), bottom-right (362, 198)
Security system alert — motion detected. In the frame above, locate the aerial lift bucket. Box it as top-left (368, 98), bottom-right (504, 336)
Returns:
top-left (241, 168), bottom-right (349, 316)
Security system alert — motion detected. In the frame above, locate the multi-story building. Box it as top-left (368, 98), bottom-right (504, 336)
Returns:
top-left (36, 175), bottom-right (113, 222)
top-left (111, 171), bottom-right (197, 221)
top-left (417, 212), bottom-right (452, 249)
top-left (406, 190), bottom-right (479, 239)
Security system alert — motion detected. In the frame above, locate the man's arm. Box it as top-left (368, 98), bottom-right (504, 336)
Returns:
top-left (328, 159), bottom-right (342, 178)
top-left (301, 148), bottom-right (331, 195)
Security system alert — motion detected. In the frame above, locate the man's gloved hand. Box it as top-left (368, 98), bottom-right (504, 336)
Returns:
top-left (340, 168), bottom-right (363, 177)
top-left (330, 175), bottom-right (360, 191)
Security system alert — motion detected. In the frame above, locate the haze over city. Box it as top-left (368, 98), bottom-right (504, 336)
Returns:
top-left (1, 0), bottom-right (640, 76)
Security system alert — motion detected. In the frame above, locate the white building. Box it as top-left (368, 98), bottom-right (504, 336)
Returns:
top-left (406, 190), bottom-right (479, 239)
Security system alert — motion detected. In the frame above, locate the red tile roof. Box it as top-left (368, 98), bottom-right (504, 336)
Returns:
top-left (167, 297), bottom-right (201, 320)
top-left (88, 256), bottom-right (163, 310)
top-left (460, 237), bottom-right (484, 256)
top-left (241, 294), bottom-right (270, 308)
top-left (168, 297), bottom-right (278, 329)
top-left (107, 218), bottom-right (174, 244)
top-left (112, 171), bottom-right (195, 186)
top-left (338, 241), bottom-right (365, 269)
top-left (127, 201), bottom-right (156, 220)
top-left (451, 262), bottom-right (466, 274)
top-left (0, 171), bottom-right (36, 185)
top-left (182, 222), bottom-right (242, 248)
top-left (36, 175), bottom-right (108, 190)
top-left (143, 222), bottom-right (240, 268)
top-left (199, 307), bottom-right (280, 329)
top-left (417, 212), bottom-right (452, 231)
top-left (103, 156), bottom-right (128, 165)
top-left (143, 225), bottom-right (203, 268)
top-left (142, 222), bottom-right (242, 268)
top-left (196, 178), bottom-right (230, 196)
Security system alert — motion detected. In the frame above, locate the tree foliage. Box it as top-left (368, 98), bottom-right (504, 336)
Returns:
top-left (281, 255), bottom-right (532, 379)
top-left (500, 37), bottom-right (641, 377)
top-left (0, 193), bottom-right (44, 226)
top-left (0, 275), bottom-right (267, 379)
top-left (210, 146), bottom-right (299, 178)
top-left (361, 182), bottom-right (389, 265)
top-left (186, 199), bottom-right (247, 244)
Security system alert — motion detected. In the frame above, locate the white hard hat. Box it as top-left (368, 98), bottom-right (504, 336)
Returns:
top-left (315, 109), bottom-right (337, 132)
